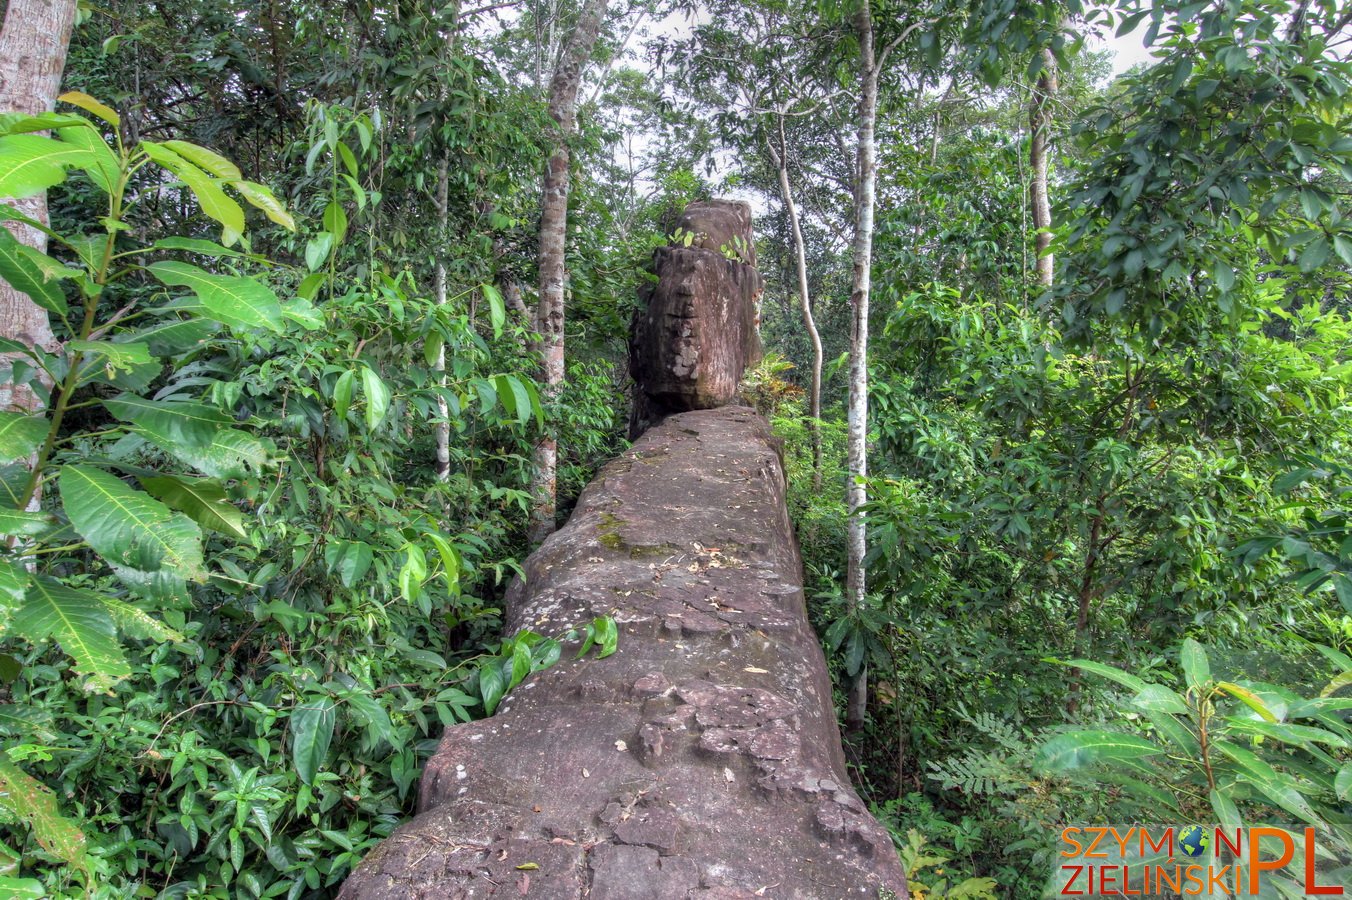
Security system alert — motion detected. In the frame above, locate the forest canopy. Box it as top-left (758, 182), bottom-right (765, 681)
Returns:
top-left (0, 0), bottom-right (1350, 895)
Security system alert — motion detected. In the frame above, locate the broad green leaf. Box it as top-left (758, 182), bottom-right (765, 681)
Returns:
top-left (0, 204), bottom-right (57, 241)
top-left (104, 394), bottom-right (230, 450)
top-left (1131, 683), bottom-right (1188, 715)
top-left (69, 341), bottom-right (154, 385)
top-left (1217, 681), bottom-right (1278, 722)
top-left (397, 543), bottom-right (426, 602)
top-left (0, 878), bottom-right (43, 898)
top-left (0, 509), bottom-right (52, 537)
top-left (1324, 670), bottom-right (1352, 698)
top-left (1299, 236), bottom-right (1330, 272)
top-left (13, 577), bottom-right (129, 691)
top-left (595, 615), bottom-right (618, 658)
top-left (336, 688), bottom-right (392, 748)
top-left (360, 367), bottom-right (390, 430)
top-left (424, 331), bottom-right (443, 368)
top-left (0, 413), bottom-right (46, 463)
top-left (525, 380), bottom-right (545, 428)
top-left (483, 283), bottom-right (505, 336)
top-left (1210, 788), bottom-right (1243, 830)
top-left (1311, 643), bottom-right (1352, 673)
top-left (99, 595), bottom-right (183, 643)
top-left (297, 271), bottom-right (326, 300)
top-left (231, 180), bottom-right (295, 230)
top-left (305, 232), bottom-right (334, 272)
top-left (424, 532), bottom-right (461, 593)
top-left (149, 260), bottom-right (282, 332)
top-left (124, 317), bottom-right (217, 356)
top-left (282, 297), bottom-right (322, 330)
top-left (0, 134), bottom-right (95, 197)
top-left (332, 370), bottom-right (355, 421)
top-left (0, 463), bottom-right (28, 509)
top-left (1335, 234), bottom-right (1352, 267)
top-left (0, 753), bottom-right (87, 871)
top-left (0, 704), bottom-right (55, 742)
top-left (57, 91), bottom-right (119, 127)
top-left (1214, 741), bottom-right (1320, 823)
top-left (471, 378), bottom-right (496, 417)
top-left (335, 141), bottom-right (358, 179)
top-left (0, 112), bottom-right (90, 135)
top-left (290, 696), bottom-right (335, 784)
top-left (141, 426), bottom-right (266, 479)
top-left (67, 233), bottom-right (108, 274)
top-left (493, 373), bottom-right (518, 420)
top-left (161, 140), bottom-right (240, 180)
top-left (509, 641), bottom-right (531, 690)
top-left (0, 558), bottom-right (28, 604)
top-left (324, 540), bottom-right (373, 587)
top-left (1227, 719), bottom-right (1347, 748)
top-left (1037, 730), bottom-right (1163, 773)
top-left (140, 475), bottom-right (247, 539)
top-left (53, 123), bottom-right (118, 194)
top-left (1181, 639), bottom-right (1210, 691)
top-left (139, 142), bottom-right (244, 245)
top-left (1336, 763), bottom-right (1352, 801)
top-left (151, 237), bottom-right (246, 258)
top-left (322, 200), bottom-right (347, 243)
top-left (497, 375), bottom-right (532, 427)
top-left (1142, 709), bottom-right (1202, 755)
top-left (0, 226), bottom-right (69, 314)
top-left (479, 663), bottom-right (505, 715)
top-left (1094, 770), bottom-right (1179, 814)
top-left (1046, 657), bottom-right (1147, 694)
top-left (58, 464), bottom-right (204, 580)
top-left (533, 638), bottom-right (562, 671)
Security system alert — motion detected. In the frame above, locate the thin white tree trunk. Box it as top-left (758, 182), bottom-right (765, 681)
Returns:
top-left (1029, 48), bottom-right (1057, 288)
top-left (845, 0), bottom-right (878, 733)
top-left (766, 121), bottom-right (823, 489)
top-left (528, 0), bottom-right (608, 546)
top-left (434, 154), bottom-right (451, 481)
top-left (0, 0), bottom-right (77, 417)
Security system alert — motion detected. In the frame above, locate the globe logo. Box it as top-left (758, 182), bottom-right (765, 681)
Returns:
top-left (1179, 825), bottom-right (1211, 858)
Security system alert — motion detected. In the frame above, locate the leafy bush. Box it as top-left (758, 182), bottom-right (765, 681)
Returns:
top-left (1039, 639), bottom-right (1352, 894)
top-left (0, 97), bottom-right (614, 898)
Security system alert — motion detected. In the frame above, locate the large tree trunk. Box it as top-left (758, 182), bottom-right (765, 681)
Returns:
top-left (1029, 47), bottom-right (1057, 288)
top-left (527, 0), bottom-right (609, 546)
top-left (0, 0), bottom-right (78, 417)
top-left (845, 0), bottom-right (878, 734)
top-left (767, 121), bottom-right (824, 490)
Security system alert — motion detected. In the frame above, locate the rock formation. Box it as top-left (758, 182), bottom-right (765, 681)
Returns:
top-left (629, 200), bottom-right (763, 437)
top-left (338, 201), bottom-right (907, 899)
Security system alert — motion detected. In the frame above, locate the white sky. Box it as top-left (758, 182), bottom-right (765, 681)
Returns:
top-left (1101, 25), bottom-right (1156, 74)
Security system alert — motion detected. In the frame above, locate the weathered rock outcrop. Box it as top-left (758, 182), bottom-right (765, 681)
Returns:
top-left (339, 201), bottom-right (906, 899)
top-left (629, 201), bottom-right (763, 437)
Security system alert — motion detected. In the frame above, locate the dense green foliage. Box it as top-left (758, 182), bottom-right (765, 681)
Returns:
top-left (1, 0), bottom-right (1350, 896)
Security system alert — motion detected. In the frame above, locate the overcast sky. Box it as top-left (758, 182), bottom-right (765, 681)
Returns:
top-left (1101, 25), bottom-right (1156, 74)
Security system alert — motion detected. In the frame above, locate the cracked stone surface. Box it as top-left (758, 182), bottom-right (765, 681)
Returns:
top-left (338, 407), bottom-right (907, 899)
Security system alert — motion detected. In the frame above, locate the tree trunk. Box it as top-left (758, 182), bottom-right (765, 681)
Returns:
top-left (528, 0), bottom-right (609, 546)
top-left (766, 122), bottom-right (823, 490)
top-left (0, 0), bottom-right (78, 418)
top-left (433, 154), bottom-right (451, 481)
top-left (845, 0), bottom-right (878, 734)
top-left (1029, 47), bottom-right (1057, 288)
